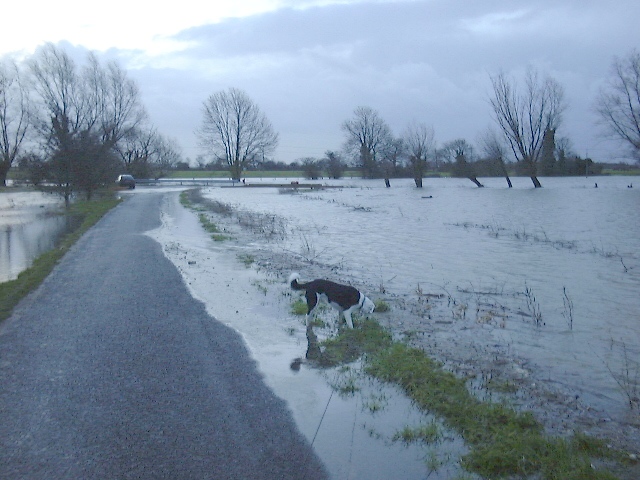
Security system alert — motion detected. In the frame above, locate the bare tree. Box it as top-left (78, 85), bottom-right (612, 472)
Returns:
top-left (198, 88), bottom-right (278, 181)
top-left (341, 106), bottom-right (392, 179)
top-left (404, 122), bottom-right (435, 188)
top-left (380, 137), bottom-right (404, 187)
top-left (479, 127), bottom-right (512, 187)
top-left (29, 44), bottom-right (146, 200)
top-left (300, 157), bottom-right (321, 179)
top-left (29, 44), bottom-right (86, 201)
top-left (324, 150), bottom-right (344, 179)
top-left (118, 126), bottom-right (158, 178)
top-left (84, 52), bottom-right (146, 151)
top-left (596, 50), bottom-right (640, 162)
top-left (489, 68), bottom-right (565, 188)
top-left (445, 138), bottom-right (483, 187)
top-left (0, 59), bottom-right (32, 186)
top-left (153, 134), bottom-right (181, 178)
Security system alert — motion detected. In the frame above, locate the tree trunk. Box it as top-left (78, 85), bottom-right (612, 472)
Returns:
top-left (230, 162), bottom-right (241, 182)
top-left (498, 162), bottom-right (512, 188)
top-left (384, 178), bottom-right (391, 188)
top-left (0, 161), bottom-right (9, 186)
top-left (414, 177), bottom-right (423, 188)
top-left (468, 177), bottom-right (484, 188)
top-left (530, 176), bottom-right (542, 188)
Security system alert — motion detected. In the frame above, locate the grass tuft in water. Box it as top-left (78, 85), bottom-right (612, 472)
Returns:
top-left (291, 299), bottom-right (308, 315)
top-left (374, 299), bottom-right (390, 312)
top-left (392, 422), bottom-right (441, 445)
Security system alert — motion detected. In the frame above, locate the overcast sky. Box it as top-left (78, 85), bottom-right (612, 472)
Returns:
top-left (2, 0), bottom-right (640, 164)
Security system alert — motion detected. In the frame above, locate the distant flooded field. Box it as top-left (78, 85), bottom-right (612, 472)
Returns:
top-left (202, 175), bottom-right (640, 418)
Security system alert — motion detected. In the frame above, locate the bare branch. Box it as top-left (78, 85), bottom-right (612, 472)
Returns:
top-left (489, 68), bottom-right (565, 187)
top-left (595, 50), bottom-right (640, 161)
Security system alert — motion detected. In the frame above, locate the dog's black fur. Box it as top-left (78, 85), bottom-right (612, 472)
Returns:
top-left (288, 272), bottom-right (375, 328)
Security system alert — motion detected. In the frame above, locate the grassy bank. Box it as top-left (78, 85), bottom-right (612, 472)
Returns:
top-left (312, 318), bottom-right (625, 479)
top-left (0, 194), bottom-right (121, 321)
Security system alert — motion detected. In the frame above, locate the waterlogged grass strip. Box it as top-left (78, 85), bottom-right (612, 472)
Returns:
top-left (181, 190), bottom-right (232, 241)
top-left (0, 197), bottom-right (121, 321)
top-left (328, 319), bottom-right (620, 479)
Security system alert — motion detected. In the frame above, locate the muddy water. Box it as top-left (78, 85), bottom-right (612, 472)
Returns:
top-left (0, 191), bottom-right (67, 282)
top-left (202, 176), bottom-right (640, 420)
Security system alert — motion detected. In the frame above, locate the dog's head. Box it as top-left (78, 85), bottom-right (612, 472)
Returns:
top-left (361, 296), bottom-right (375, 315)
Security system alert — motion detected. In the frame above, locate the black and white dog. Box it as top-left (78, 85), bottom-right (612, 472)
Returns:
top-left (289, 272), bottom-right (375, 328)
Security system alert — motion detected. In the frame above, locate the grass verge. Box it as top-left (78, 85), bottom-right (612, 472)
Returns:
top-left (0, 195), bottom-right (121, 322)
top-left (319, 318), bottom-right (624, 479)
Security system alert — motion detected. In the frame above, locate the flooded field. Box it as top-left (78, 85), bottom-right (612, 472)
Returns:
top-left (199, 176), bottom-right (639, 419)
top-left (0, 191), bottom-right (66, 283)
top-left (147, 175), bottom-right (638, 478)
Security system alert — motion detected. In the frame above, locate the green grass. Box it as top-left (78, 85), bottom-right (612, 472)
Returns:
top-left (291, 299), bottom-right (308, 315)
top-left (237, 253), bottom-right (255, 267)
top-left (0, 195), bottom-right (121, 322)
top-left (316, 318), bottom-right (622, 479)
top-left (374, 299), bottom-right (390, 312)
top-left (198, 213), bottom-right (221, 233)
top-left (392, 422), bottom-right (441, 445)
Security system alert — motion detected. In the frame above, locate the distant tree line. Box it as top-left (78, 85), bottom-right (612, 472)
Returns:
top-left (1, 44), bottom-right (181, 200)
top-left (5, 45), bottom-right (638, 192)
top-left (193, 52), bottom-right (637, 186)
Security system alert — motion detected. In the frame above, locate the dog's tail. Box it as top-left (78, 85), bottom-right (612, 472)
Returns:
top-left (288, 272), bottom-right (305, 290)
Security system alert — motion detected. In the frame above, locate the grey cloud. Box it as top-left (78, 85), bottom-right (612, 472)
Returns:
top-left (124, 0), bottom-right (640, 162)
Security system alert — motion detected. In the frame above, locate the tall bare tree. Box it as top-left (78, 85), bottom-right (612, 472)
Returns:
top-left (29, 44), bottom-right (146, 200)
top-left (479, 127), bottom-right (512, 187)
top-left (596, 50), bottom-right (640, 162)
top-left (341, 106), bottom-right (392, 179)
top-left (404, 122), bottom-right (435, 188)
top-left (0, 60), bottom-right (32, 186)
top-left (84, 52), bottom-right (146, 151)
top-left (380, 137), bottom-right (404, 187)
top-left (29, 44), bottom-right (86, 201)
top-left (198, 88), bottom-right (278, 181)
top-left (489, 68), bottom-right (565, 188)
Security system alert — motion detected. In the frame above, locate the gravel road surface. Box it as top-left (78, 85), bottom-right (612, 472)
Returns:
top-left (0, 193), bottom-right (327, 479)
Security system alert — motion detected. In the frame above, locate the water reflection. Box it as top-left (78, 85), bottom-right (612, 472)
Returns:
top-left (0, 202), bottom-right (73, 282)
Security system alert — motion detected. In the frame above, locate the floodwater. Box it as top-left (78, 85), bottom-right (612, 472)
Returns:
top-left (0, 191), bottom-right (67, 283)
top-left (149, 189), bottom-right (469, 479)
top-left (198, 175), bottom-right (640, 419)
top-left (4, 177), bottom-right (639, 478)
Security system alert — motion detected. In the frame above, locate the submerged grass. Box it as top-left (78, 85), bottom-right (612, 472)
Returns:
top-left (181, 190), bottom-right (232, 241)
top-left (198, 213), bottom-right (231, 241)
top-left (0, 195), bottom-right (121, 322)
top-left (320, 317), bottom-right (622, 479)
